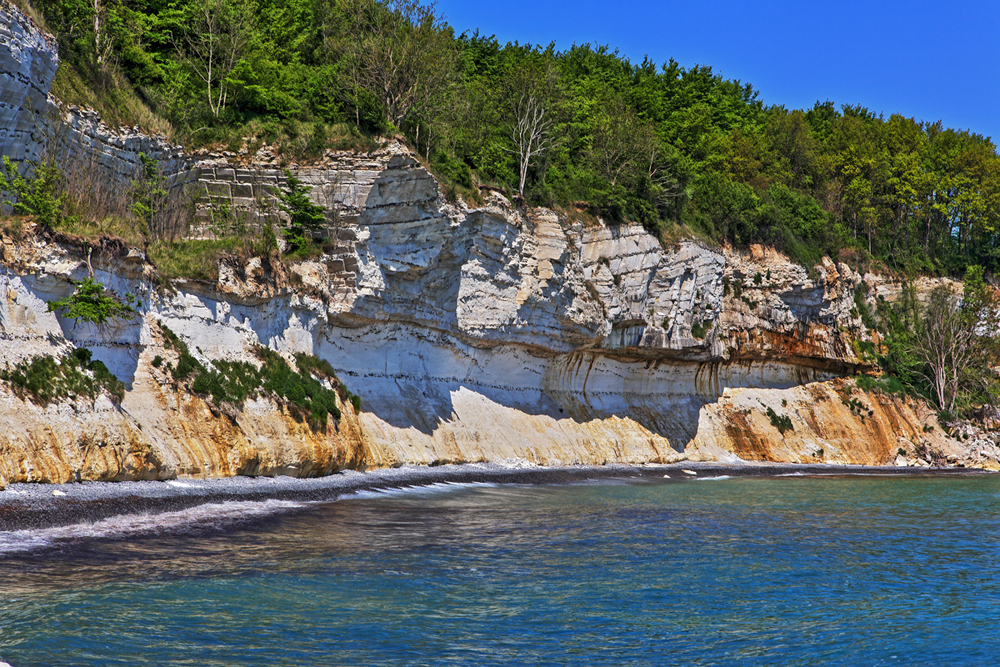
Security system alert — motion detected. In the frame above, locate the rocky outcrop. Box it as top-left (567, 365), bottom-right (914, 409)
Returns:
top-left (0, 0), bottom-right (987, 487)
top-left (687, 379), bottom-right (960, 465)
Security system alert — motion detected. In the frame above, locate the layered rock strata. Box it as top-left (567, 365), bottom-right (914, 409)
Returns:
top-left (0, 0), bottom-right (984, 487)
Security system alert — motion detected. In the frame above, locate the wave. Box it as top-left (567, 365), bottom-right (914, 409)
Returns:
top-left (340, 481), bottom-right (498, 500)
top-left (696, 476), bottom-right (732, 482)
top-left (0, 499), bottom-right (306, 556)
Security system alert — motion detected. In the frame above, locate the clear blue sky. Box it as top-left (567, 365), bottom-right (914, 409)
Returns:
top-left (436, 0), bottom-right (1000, 143)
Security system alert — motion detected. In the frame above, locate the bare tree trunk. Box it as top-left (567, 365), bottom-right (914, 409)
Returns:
top-left (510, 94), bottom-right (551, 197)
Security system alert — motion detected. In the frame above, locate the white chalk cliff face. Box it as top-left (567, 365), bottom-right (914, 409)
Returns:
top-left (0, 1), bottom-right (973, 486)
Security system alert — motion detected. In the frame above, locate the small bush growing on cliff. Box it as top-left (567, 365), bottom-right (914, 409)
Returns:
top-left (766, 406), bottom-right (794, 435)
top-left (47, 277), bottom-right (140, 326)
top-left (854, 374), bottom-right (905, 396)
top-left (0, 156), bottom-right (70, 228)
top-left (0, 348), bottom-right (124, 405)
top-left (853, 283), bottom-right (877, 331)
top-left (130, 153), bottom-right (167, 233)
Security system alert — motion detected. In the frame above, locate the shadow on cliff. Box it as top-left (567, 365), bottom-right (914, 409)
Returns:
top-left (340, 350), bottom-right (843, 454)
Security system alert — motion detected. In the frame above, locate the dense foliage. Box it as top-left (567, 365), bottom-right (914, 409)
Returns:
top-left (0, 156), bottom-right (70, 228)
top-left (23, 0), bottom-right (1000, 276)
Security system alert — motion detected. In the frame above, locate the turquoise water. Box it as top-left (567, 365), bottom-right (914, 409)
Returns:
top-left (2, 474), bottom-right (1000, 666)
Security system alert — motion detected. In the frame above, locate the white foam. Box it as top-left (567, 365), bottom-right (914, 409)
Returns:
top-left (696, 476), bottom-right (732, 482)
top-left (0, 499), bottom-right (305, 556)
top-left (165, 480), bottom-right (198, 488)
top-left (340, 481), bottom-right (497, 501)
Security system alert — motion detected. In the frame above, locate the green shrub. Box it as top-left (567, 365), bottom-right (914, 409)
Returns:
top-left (853, 284), bottom-right (877, 330)
top-left (854, 374), bottom-right (905, 396)
top-left (766, 406), bottom-right (794, 434)
top-left (691, 320), bottom-right (708, 340)
top-left (274, 171), bottom-right (327, 253)
top-left (157, 323), bottom-right (355, 428)
top-left (0, 348), bottom-right (124, 405)
top-left (0, 156), bottom-right (70, 228)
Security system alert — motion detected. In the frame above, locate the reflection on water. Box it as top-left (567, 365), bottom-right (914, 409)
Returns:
top-left (2, 476), bottom-right (1000, 666)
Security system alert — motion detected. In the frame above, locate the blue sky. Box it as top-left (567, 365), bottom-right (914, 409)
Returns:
top-left (436, 0), bottom-right (1000, 143)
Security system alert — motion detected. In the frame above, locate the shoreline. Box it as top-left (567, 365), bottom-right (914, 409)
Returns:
top-left (0, 461), bottom-right (992, 533)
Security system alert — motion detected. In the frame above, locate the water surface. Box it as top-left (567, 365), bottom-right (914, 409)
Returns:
top-left (1, 474), bottom-right (998, 665)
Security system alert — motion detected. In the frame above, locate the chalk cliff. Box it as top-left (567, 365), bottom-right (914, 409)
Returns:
top-left (0, 1), bottom-right (984, 487)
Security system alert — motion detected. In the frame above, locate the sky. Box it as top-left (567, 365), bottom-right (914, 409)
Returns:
top-left (436, 0), bottom-right (1000, 143)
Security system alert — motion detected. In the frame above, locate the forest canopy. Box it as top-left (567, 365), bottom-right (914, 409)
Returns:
top-left (29, 0), bottom-right (1000, 277)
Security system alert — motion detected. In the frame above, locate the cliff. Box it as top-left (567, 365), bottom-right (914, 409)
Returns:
top-left (0, 2), bottom-right (988, 487)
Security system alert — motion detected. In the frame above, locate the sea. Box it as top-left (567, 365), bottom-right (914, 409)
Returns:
top-left (1, 472), bottom-right (999, 666)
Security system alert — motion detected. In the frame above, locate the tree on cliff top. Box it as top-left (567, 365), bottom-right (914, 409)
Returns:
top-left (337, 0), bottom-right (455, 128)
top-left (173, 0), bottom-right (255, 118)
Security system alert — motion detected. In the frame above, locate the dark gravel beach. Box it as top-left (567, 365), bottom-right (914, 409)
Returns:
top-left (0, 461), bottom-right (989, 533)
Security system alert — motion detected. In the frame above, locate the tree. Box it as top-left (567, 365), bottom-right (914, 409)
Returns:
top-left (588, 97), bottom-right (658, 188)
top-left (176, 0), bottom-right (255, 118)
top-left (909, 268), bottom-right (1000, 414)
top-left (0, 156), bottom-right (67, 228)
top-left (274, 170), bottom-right (327, 253)
top-left (338, 0), bottom-right (455, 128)
top-left (47, 277), bottom-right (140, 326)
top-left (502, 63), bottom-right (555, 198)
top-left (130, 153), bottom-right (167, 236)
top-left (508, 92), bottom-right (552, 198)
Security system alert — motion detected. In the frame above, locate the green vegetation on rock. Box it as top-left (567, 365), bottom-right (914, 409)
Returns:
top-left (0, 347), bottom-right (125, 405)
top-left (158, 322), bottom-right (359, 427)
top-left (47, 276), bottom-right (141, 326)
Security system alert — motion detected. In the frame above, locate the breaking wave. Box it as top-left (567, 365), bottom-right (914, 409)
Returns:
top-left (0, 499), bottom-right (306, 556)
top-left (341, 481), bottom-right (497, 500)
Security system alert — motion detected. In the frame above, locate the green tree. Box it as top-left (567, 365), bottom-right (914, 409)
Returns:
top-left (174, 0), bottom-right (255, 118)
top-left (47, 277), bottom-right (140, 326)
top-left (131, 153), bottom-right (167, 235)
top-left (337, 0), bottom-right (455, 128)
top-left (274, 170), bottom-right (326, 253)
top-left (0, 157), bottom-right (68, 228)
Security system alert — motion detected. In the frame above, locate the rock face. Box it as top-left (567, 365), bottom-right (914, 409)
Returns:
top-left (0, 1), bottom-right (57, 165)
top-left (0, 0), bottom-right (984, 487)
